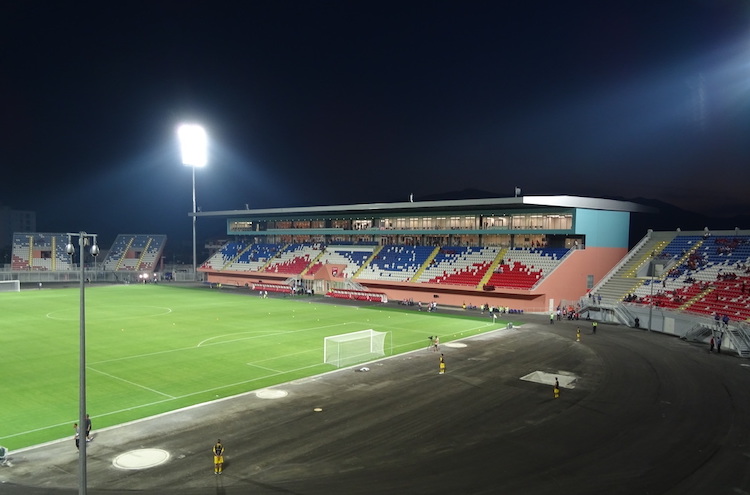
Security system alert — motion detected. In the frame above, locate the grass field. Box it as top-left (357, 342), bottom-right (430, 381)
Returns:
top-left (0, 284), bottom-right (508, 450)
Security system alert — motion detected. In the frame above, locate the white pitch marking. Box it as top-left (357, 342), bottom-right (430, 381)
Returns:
top-left (197, 322), bottom-right (351, 347)
top-left (88, 367), bottom-right (175, 399)
top-left (46, 306), bottom-right (173, 322)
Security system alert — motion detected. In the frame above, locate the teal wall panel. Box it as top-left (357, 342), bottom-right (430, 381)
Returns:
top-left (575, 209), bottom-right (629, 248)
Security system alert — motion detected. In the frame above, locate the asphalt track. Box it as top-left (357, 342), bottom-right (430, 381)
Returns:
top-left (3, 312), bottom-right (750, 495)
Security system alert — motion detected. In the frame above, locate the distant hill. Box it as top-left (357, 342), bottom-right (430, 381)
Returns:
top-left (627, 198), bottom-right (750, 246)
top-left (416, 189), bottom-right (508, 201)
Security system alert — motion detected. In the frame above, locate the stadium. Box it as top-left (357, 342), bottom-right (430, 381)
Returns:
top-left (1, 194), bottom-right (750, 494)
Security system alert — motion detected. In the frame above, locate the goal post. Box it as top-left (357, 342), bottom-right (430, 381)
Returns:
top-left (324, 329), bottom-right (389, 368)
top-left (0, 280), bottom-right (20, 293)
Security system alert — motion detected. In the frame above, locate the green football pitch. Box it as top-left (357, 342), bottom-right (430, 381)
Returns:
top-left (0, 284), bottom-right (507, 450)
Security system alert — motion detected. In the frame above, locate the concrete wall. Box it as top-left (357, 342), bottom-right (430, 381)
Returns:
top-left (357, 282), bottom-right (547, 312)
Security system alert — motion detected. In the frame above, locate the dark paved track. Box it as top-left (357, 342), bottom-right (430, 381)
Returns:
top-left (3, 314), bottom-right (750, 494)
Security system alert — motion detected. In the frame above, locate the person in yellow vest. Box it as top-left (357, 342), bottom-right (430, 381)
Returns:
top-left (592, 321), bottom-right (597, 334)
top-left (553, 377), bottom-right (560, 398)
top-left (576, 328), bottom-right (581, 342)
top-left (438, 354), bottom-right (446, 374)
top-left (212, 439), bottom-right (225, 474)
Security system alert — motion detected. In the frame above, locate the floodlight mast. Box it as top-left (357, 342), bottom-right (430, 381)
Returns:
top-left (178, 124), bottom-right (207, 282)
top-left (66, 232), bottom-right (99, 495)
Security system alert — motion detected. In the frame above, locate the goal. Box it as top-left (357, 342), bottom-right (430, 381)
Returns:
top-left (0, 280), bottom-right (20, 293)
top-left (324, 329), bottom-right (389, 368)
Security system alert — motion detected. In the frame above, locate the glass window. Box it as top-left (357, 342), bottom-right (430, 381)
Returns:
top-left (511, 215), bottom-right (527, 229)
top-left (530, 215), bottom-right (544, 229)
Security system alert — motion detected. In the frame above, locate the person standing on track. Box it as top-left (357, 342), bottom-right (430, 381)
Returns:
top-left (213, 439), bottom-right (225, 474)
top-left (85, 414), bottom-right (92, 442)
top-left (73, 423), bottom-right (80, 451)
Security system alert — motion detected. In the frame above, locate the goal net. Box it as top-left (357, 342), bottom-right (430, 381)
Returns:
top-left (324, 329), bottom-right (388, 368)
top-left (0, 280), bottom-right (20, 293)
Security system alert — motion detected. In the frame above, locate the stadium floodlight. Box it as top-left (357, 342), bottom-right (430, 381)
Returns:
top-left (66, 232), bottom-right (99, 495)
top-left (178, 123), bottom-right (207, 282)
top-left (178, 124), bottom-right (207, 168)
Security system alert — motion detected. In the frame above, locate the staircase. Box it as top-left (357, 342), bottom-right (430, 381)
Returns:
top-left (683, 323), bottom-right (714, 342)
top-left (726, 324), bottom-right (750, 358)
top-left (116, 238), bottom-right (134, 270)
top-left (592, 232), bottom-right (676, 303)
top-left (353, 245), bottom-right (383, 278)
top-left (410, 246), bottom-right (441, 282)
top-left (27, 235), bottom-right (34, 269)
top-left (136, 238), bottom-right (152, 270)
top-left (479, 248), bottom-right (508, 287)
top-left (224, 244), bottom-right (251, 270)
top-left (685, 322), bottom-right (750, 358)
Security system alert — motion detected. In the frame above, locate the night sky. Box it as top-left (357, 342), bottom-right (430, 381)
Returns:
top-left (1, 1), bottom-right (749, 248)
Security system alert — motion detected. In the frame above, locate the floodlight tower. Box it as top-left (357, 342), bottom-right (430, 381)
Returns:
top-left (65, 232), bottom-right (99, 495)
top-left (178, 124), bottom-right (207, 281)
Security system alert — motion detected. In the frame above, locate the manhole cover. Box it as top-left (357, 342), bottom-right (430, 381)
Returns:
top-left (256, 389), bottom-right (288, 399)
top-left (113, 449), bottom-right (170, 470)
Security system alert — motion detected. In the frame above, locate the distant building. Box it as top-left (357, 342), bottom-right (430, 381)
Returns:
top-left (0, 205), bottom-right (36, 250)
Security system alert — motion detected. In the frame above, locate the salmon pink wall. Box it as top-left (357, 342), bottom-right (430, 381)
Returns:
top-left (533, 247), bottom-right (626, 310)
top-left (203, 247), bottom-right (626, 314)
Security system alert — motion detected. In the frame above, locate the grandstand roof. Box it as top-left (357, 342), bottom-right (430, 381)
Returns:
top-left (194, 195), bottom-right (656, 219)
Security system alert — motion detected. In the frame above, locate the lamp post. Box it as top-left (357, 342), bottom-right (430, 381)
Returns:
top-left (178, 124), bottom-right (208, 282)
top-left (66, 232), bottom-right (99, 495)
top-left (647, 256), bottom-right (656, 332)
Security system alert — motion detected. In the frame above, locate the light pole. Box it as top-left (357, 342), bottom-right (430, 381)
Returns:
top-left (178, 124), bottom-right (207, 282)
top-left (647, 256), bottom-right (656, 332)
top-left (66, 232), bottom-right (99, 495)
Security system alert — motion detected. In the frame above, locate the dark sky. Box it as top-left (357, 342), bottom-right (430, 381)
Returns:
top-left (1, 1), bottom-right (749, 246)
